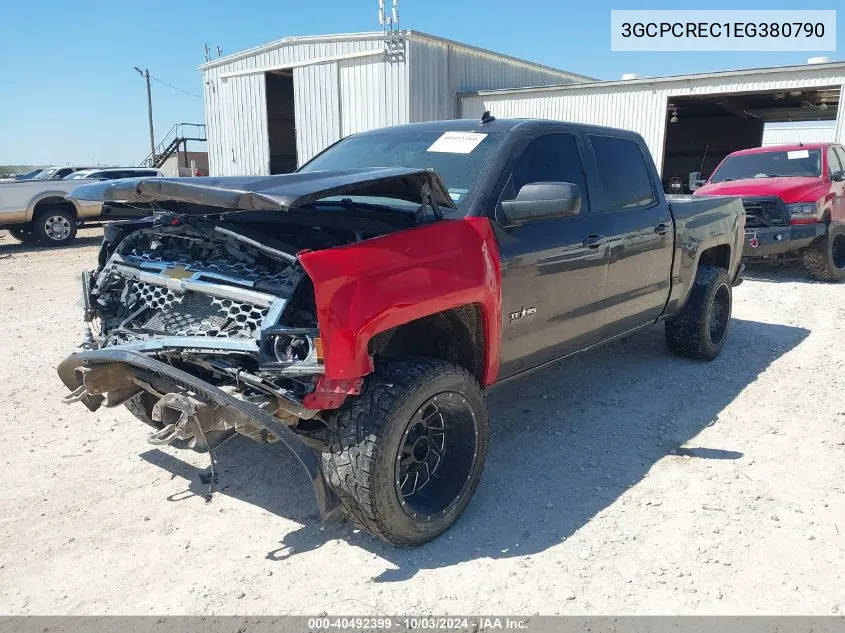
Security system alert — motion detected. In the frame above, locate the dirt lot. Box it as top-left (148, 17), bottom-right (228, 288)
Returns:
top-left (0, 228), bottom-right (843, 615)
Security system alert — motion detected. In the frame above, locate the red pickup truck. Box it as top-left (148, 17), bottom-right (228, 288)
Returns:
top-left (694, 143), bottom-right (845, 281)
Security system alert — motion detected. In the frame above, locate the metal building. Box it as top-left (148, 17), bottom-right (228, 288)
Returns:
top-left (201, 31), bottom-right (591, 176)
top-left (459, 60), bottom-right (845, 190)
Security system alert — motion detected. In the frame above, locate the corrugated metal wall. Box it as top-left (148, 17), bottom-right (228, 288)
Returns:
top-left (338, 52), bottom-right (408, 138)
top-left (202, 31), bottom-right (585, 176)
top-left (762, 125), bottom-right (837, 146)
top-left (203, 69), bottom-right (268, 177)
top-left (293, 62), bottom-right (340, 164)
top-left (202, 34), bottom-right (398, 175)
top-left (408, 38), bottom-right (577, 122)
top-left (459, 67), bottom-right (845, 172)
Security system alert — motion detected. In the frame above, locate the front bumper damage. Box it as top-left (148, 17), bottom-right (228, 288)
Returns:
top-left (57, 349), bottom-right (342, 524)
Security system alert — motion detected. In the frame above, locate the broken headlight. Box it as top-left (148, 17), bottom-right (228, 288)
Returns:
top-left (259, 327), bottom-right (323, 374)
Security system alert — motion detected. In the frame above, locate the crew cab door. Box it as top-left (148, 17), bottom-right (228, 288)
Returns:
top-left (829, 146), bottom-right (845, 222)
top-left (494, 132), bottom-right (610, 379)
top-left (586, 133), bottom-right (674, 337)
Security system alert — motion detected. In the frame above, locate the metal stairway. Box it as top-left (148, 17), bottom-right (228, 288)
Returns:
top-left (140, 123), bottom-right (206, 168)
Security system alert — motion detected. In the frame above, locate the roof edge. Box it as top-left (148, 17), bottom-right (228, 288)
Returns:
top-left (406, 31), bottom-right (595, 82)
top-left (460, 59), bottom-right (845, 98)
top-left (199, 30), bottom-right (595, 82)
top-left (200, 31), bottom-right (386, 70)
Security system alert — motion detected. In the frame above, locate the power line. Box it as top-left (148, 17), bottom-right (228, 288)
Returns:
top-left (149, 74), bottom-right (202, 99)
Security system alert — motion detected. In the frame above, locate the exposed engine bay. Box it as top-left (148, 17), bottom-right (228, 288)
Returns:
top-left (72, 216), bottom-right (361, 453)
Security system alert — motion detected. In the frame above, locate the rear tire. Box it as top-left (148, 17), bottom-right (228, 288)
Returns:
top-left (32, 206), bottom-right (77, 245)
top-left (321, 358), bottom-right (489, 546)
top-left (7, 228), bottom-right (38, 244)
top-left (665, 265), bottom-right (732, 361)
top-left (803, 225), bottom-right (845, 282)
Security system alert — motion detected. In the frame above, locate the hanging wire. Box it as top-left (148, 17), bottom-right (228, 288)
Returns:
top-left (149, 74), bottom-right (202, 99)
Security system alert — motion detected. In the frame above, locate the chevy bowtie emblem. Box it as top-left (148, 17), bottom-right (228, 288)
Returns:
top-left (162, 264), bottom-right (194, 280)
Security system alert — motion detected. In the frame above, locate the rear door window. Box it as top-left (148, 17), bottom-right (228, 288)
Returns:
top-left (589, 135), bottom-right (655, 211)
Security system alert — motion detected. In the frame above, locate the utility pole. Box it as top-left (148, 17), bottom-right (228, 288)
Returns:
top-left (133, 67), bottom-right (156, 164)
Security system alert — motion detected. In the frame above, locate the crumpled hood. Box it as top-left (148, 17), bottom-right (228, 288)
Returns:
top-left (694, 176), bottom-right (827, 204)
top-left (66, 167), bottom-right (457, 212)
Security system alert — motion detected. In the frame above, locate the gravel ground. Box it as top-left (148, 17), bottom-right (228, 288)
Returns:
top-left (0, 228), bottom-right (843, 615)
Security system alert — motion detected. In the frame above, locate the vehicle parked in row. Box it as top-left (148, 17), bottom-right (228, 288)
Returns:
top-left (64, 167), bottom-right (163, 180)
top-left (33, 166), bottom-right (98, 180)
top-left (0, 168), bottom-right (164, 245)
top-left (58, 117), bottom-right (744, 545)
top-left (694, 143), bottom-right (845, 281)
top-left (13, 168), bottom-right (45, 181)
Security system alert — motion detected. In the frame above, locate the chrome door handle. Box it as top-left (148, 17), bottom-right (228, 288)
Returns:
top-left (654, 223), bottom-right (670, 235)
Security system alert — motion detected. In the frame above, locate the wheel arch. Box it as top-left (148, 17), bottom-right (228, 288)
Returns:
top-left (697, 243), bottom-right (731, 270)
top-left (298, 217), bottom-right (503, 386)
top-left (665, 238), bottom-right (735, 317)
top-left (367, 304), bottom-right (486, 382)
top-left (27, 193), bottom-right (78, 223)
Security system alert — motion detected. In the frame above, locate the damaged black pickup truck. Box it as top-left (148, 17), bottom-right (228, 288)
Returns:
top-left (59, 118), bottom-right (745, 545)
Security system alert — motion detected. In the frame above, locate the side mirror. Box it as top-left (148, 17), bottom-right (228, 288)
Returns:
top-left (500, 182), bottom-right (581, 226)
top-left (832, 170), bottom-right (845, 182)
top-left (688, 171), bottom-right (707, 191)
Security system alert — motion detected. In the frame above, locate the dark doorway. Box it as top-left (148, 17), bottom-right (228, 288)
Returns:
top-left (266, 70), bottom-right (297, 174)
top-left (662, 86), bottom-right (840, 193)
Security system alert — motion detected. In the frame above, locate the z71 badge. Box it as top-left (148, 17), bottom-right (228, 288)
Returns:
top-left (509, 306), bottom-right (537, 323)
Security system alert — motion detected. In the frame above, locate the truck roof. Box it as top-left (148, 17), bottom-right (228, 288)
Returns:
top-left (729, 142), bottom-right (834, 156)
top-left (353, 117), bottom-right (646, 140)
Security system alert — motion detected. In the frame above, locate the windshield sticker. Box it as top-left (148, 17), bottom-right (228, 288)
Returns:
top-left (427, 132), bottom-right (488, 154)
top-left (787, 150), bottom-right (810, 159)
top-left (448, 188), bottom-right (469, 202)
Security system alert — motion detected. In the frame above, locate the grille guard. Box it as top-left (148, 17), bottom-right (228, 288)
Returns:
top-left (57, 349), bottom-right (341, 525)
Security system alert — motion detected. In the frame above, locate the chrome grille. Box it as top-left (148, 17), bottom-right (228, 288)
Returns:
top-left (134, 252), bottom-right (299, 292)
top-left (130, 280), bottom-right (268, 339)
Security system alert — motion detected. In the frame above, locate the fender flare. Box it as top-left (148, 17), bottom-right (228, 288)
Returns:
top-left (298, 217), bottom-right (503, 386)
top-left (26, 191), bottom-right (77, 223)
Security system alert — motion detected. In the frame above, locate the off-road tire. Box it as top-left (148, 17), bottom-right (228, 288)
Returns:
top-left (803, 225), bottom-right (845, 282)
top-left (31, 206), bottom-right (77, 245)
top-left (321, 358), bottom-right (489, 546)
top-left (7, 228), bottom-right (38, 244)
top-left (665, 265), bottom-right (732, 361)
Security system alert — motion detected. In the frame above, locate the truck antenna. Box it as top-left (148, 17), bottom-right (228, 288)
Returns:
top-left (699, 144), bottom-right (710, 175)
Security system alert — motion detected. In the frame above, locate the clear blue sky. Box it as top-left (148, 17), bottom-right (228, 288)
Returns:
top-left (0, 0), bottom-right (840, 166)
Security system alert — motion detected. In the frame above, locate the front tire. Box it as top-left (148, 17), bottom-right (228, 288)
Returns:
top-left (321, 358), bottom-right (489, 546)
top-left (803, 224), bottom-right (845, 282)
top-left (665, 265), bottom-right (732, 361)
top-left (32, 207), bottom-right (77, 245)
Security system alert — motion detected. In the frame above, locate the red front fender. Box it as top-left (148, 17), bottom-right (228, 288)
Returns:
top-left (298, 217), bottom-right (502, 387)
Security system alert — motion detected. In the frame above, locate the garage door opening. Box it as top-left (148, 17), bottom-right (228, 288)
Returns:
top-left (266, 70), bottom-right (297, 174)
top-left (661, 86), bottom-right (840, 193)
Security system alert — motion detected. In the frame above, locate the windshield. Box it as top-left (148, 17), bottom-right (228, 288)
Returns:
top-left (65, 171), bottom-right (95, 179)
top-left (33, 167), bottom-right (58, 180)
top-left (710, 149), bottom-right (822, 182)
top-left (298, 130), bottom-right (505, 209)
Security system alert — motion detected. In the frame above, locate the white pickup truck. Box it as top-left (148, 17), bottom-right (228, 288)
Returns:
top-left (0, 168), bottom-right (162, 245)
